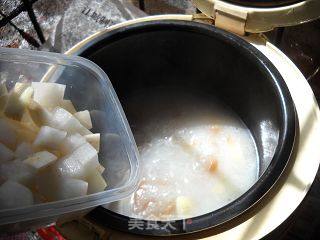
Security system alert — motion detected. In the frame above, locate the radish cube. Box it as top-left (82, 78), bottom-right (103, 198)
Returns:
top-left (54, 178), bottom-right (88, 200)
top-left (13, 82), bottom-right (30, 95)
top-left (56, 142), bottom-right (99, 179)
top-left (21, 109), bottom-right (39, 130)
top-left (87, 170), bottom-right (107, 194)
top-left (31, 82), bottom-right (66, 109)
top-left (15, 142), bottom-right (33, 159)
top-left (60, 100), bottom-right (77, 114)
top-left (0, 160), bottom-right (36, 185)
top-left (85, 133), bottom-right (100, 152)
top-left (60, 133), bottom-right (86, 155)
top-left (36, 169), bottom-right (88, 201)
top-left (0, 143), bottom-right (14, 162)
top-left (27, 100), bottom-right (52, 127)
top-left (0, 118), bottom-right (16, 149)
top-left (33, 126), bottom-right (67, 150)
top-left (96, 164), bottom-right (105, 174)
top-left (0, 180), bottom-right (33, 209)
top-left (19, 86), bottom-right (34, 106)
top-left (4, 92), bottom-right (25, 120)
top-left (0, 94), bottom-right (8, 113)
top-left (74, 110), bottom-right (92, 129)
top-left (23, 151), bottom-right (57, 169)
top-left (0, 82), bottom-right (8, 96)
top-left (50, 107), bottom-right (91, 135)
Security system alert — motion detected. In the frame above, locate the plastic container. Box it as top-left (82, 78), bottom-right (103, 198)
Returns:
top-left (0, 47), bottom-right (140, 232)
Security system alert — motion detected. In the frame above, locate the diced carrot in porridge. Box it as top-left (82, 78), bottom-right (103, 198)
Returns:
top-left (208, 157), bottom-right (218, 173)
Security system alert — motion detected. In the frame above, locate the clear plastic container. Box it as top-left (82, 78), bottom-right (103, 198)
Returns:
top-left (0, 48), bottom-right (140, 232)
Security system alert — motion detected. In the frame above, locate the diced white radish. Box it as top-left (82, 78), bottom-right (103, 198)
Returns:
top-left (0, 118), bottom-right (16, 149)
top-left (16, 127), bottom-right (37, 144)
top-left (21, 109), bottom-right (39, 130)
top-left (35, 166), bottom-right (57, 201)
top-left (14, 82), bottom-right (30, 95)
top-left (5, 117), bottom-right (38, 144)
top-left (50, 107), bottom-right (91, 135)
top-left (96, 164), bottom-right (105, 174)
top-left (15, 142), bottom-right (33, 159)
top-left (87, 170), bottom-right (107, 194)
top-left (19, 86), bottom-right (34, 106)
top-left (0, 160), bottom-right (36, 185)
top-left (31, 82), bottom-right (65, 109)
top-left (71, 143), bottom-right (99, 169)
top-left (0, 94), bottom-right (8, 113)
top-left (56, 142), bottom-right (99, 179)
top-left (54, 178), bottom-right (88, 200)
top-left (60, 133), bottom-right (86, 155)
top-left (0, 143), bottom-right (14, 162)
top-left (176, 196), bottom-right (193, 217)
top-left (33, 126), bottom-right (67, 150)
top-left (4, 92), bottom-right (25, 120)
top-left (37, 173), bottom-right (88, 201)
top-left (85, 133), bottom-right (100, 152)
top-left (74, 110), bottom-right (92, 129)
top-left (33, 191), bottom-right (46, 204)
top-left (23, 151), bottom-right (57, 169)
top-left (0, 82), bottom-right (8, 96)
top-left (0, 180), bottom-right (33, 209)
top-left (61, 100), bottom-right (77, 114)
top-left (27, 100), bottom-right (52, 127)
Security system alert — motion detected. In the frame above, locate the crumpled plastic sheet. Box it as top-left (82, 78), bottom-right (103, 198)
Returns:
top-left (0, 0), bottom-right (146, 53)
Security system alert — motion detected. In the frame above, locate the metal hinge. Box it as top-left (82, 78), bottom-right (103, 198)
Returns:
top-left (192, 1), bottom-right (248, 36)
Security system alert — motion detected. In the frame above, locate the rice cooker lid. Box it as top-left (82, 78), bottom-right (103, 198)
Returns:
top-left (193, 0), bottom-right (320, 35)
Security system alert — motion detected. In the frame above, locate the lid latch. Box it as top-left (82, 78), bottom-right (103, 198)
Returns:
top-left (214, 4), bottom-right (247, 35)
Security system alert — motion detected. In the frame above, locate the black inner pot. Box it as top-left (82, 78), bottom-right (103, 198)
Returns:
top-left (73, 21), bottom-right (296, 236)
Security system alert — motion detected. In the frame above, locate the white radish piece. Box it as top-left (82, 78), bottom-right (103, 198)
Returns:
top-left (31, 82), bottom-right (66, 109)
top-left (21, 109), bottom-right (39, 130)
top-left (23, 151), bottom-right (57, 169)
top-left (50, 107), bottom-right (91, 135)
top-left (85, 133), bottom-right (100, 152)
top-left (60, 133), bottom-right (86, 155)
top-left (33, 126), bottom-right (67, 150)
top-left (4, 92), bottom-right (25, 120)
top-left (87, 170), bottom-right (107, 194)
top-left (0, 118), bottom-right (16, 149)
top-left (15, 142), bottom-right (33, 159)
top-left (74, 110), bottom-right (92, 129)
top-left (0, 82), bottom-right (8, 96)
top-left (0, 94), bottom-right (8, 113)
top-left (0, 160), bottom-right (36, 185)
top-left (15, 126), bottom-right (37, 144)
top-left (54, 178), bottom-right (88, 200)
top-left (4, 117), bottom-right (38, 144)
top-left (35, 166), bottom-right (57, 201)
top-left (176, 196), bottom-right (193, 217)
top-left (56, 142), bottom-right (99, 179)
top-left (36, 167), bottom-right (88, 201)
top-left (0, 180), bottom-right (33, 209)
top-left (60, 100), bottom-right (77, 114)
top-left (0, 143), bottom-right (14, 162)
top-left (96, 164), bottom-right (105, 174)
top-left (27, 100), bottom-right (52, 127)
top-left (19, 86), bottom-right (34, 106)
top-left (40, 177), bottom-right (88, 201)
top-left (13, 82), bottom-right (30, 95)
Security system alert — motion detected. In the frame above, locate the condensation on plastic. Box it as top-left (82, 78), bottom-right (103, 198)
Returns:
top-left (0, 47), bottom-right (140, 232)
